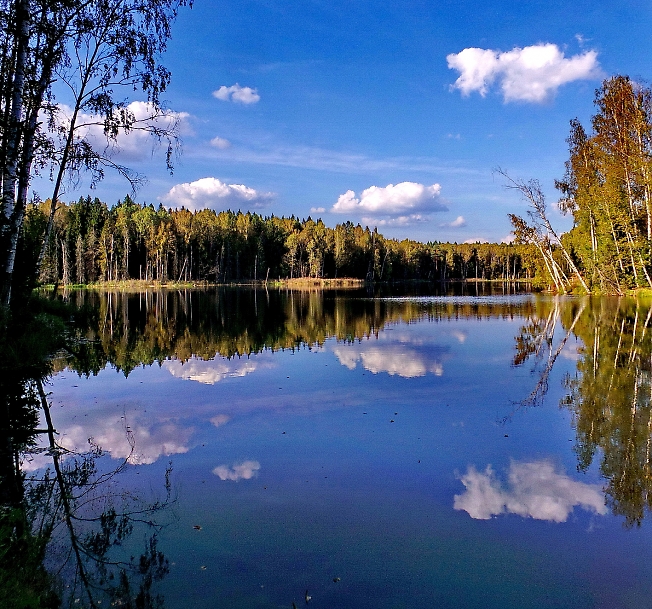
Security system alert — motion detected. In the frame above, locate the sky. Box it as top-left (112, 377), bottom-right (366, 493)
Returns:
top-left (34, 0), bottom-right (652, 243)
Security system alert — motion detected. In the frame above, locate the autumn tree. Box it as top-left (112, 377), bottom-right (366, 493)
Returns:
top-left (556, 76), bottom-right (652, 291)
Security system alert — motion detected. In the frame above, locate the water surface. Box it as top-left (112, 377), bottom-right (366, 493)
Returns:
top-left (31, 287), bottom-right (652, 608)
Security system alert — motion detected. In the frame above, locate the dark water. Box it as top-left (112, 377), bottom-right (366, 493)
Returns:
top-left (28, 286), bottom-right (652, 608)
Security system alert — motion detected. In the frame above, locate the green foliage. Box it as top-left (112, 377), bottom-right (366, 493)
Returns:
top-left (560, 298), bottom-right (652, 527)
top-left (34, 196), bottom-right (539, 286)
top-left (557, 76), bottom-right (652, 293)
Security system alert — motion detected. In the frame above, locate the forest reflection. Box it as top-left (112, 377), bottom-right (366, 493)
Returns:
top-left (1, 378), bottom-right (173, 608)
top-left (40, 288), bottom-right (652, 530)
top-left (58, 285), bottom-right (534, 376)
top-left (7, 288), bottom-right (652, 606)
top-left (513, 296), bottom-right (652, 527)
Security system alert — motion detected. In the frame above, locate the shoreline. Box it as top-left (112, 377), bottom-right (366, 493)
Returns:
top-left (39, 278), bottom-right (652, 297)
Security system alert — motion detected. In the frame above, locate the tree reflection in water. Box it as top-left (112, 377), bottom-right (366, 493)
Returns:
top-left (9, 286), bottom-right (652, 607)
top-left (0, 303), bottom-right (173, 609)
top-left (513, 296), bottom-right (652, 528)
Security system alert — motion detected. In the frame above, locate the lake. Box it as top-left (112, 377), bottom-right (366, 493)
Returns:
top-left (26, 285), bottom-right (652, 608)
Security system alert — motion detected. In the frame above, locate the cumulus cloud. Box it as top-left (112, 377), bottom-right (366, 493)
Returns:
top-left (163, 357), bottom-right (259, 384)
top-left (310, 206), bottom-right (326, 214)
top-left (454, 460), bottom-right (607, 522)
top-left (160, 177), bottom-right (274, 212)
top-left (332, 182), bottom-right (446, 224)
top-left (213, 84), bottom-right (260, 104)
top-left (210, 136), bottom-right (231, 149)
top-left (463, 238), bottom-right (489, 244)
top-left (361, 214), bottom-right (427, 227)
top-left (447, 43), bottom-right (601, 103)
top-left (212, 460), bottom-right (261, 481)
top-left (332, 345), bottom-right (443, 378)
top-left (441, 215), bottom-right (466, 228)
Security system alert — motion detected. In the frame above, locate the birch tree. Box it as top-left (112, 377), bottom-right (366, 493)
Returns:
top-left (0, 0), bottom-right (189, 307)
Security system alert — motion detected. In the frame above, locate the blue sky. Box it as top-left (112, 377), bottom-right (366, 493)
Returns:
top-left (36, 0), bottom-right (652, 243)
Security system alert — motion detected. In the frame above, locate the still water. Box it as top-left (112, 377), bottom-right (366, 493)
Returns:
top-left (29, 286), bottom-right (652, 608)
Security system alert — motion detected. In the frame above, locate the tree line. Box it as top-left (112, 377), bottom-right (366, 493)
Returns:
top-left (30, 195), bottom-right (541, 286)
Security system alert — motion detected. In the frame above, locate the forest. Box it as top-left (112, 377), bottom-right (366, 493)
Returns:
top-left (13, 75), bottom-right (652, 296)
top-left (1, 2), bottom-right (652, 305)
top-left (30, 196), bottom-right (538, 286)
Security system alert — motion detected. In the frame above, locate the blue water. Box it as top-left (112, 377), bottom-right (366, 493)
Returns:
top-left (39, 290), bottom-right (652, 608)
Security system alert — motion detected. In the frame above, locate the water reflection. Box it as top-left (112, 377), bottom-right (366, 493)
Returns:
top-left (508, 296), bottom-right (652, 527)
top-left (558, 298), bottom-right (652, 528)
top-left (212, 460), bottom-right (261, 481)
top-left (2, 382), bottom-right (172, 608)
top-left (163, 356), bottom-right (262, 384)
top-left (49, 289), bottom-right (538, 478)
top-left (454, 460), bottom-right (607, 522)
top-left (56, 289), bottom-right (652, 529)
top-left (332, 344), bottom-right (445, 377)
top-left (59, 287), bottom-right (537, 374)
top-left (14, 287), bottom-right (652, 607)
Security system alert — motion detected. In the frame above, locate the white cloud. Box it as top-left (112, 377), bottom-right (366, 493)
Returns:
top-left (310, 206), bottom-right (326, 214)
top-left (163, 356), bottom-right (259, 384)
top-left (332, 182), bottom-right (446, 222)
top-left (447, 43), bottom-right (601, 103)
top-left (213, 84), bottom-right (260, 104)
top-left (454, 460), bottom-right (607, 522)
top-left (212, 460), bottom-right (261, 481)
top-left (441, 215), bottom-right (466, 228)
top-left (160, 177), bottom-right (274, 212)
top-left (210, 136), bottom-right (231, 149)
top-left (53, 101), bottom-right (191, 163)
top-left (463, 238), bottom-right (489, 244)
top-left (361, 214), bottom-right (426, 227)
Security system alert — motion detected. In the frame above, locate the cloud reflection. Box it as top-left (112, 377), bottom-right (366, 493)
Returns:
top-left (210, 414), bottom-right (230, 428)
top-left (212, 460), bottom-right (261, 481)
top-left (333, 345), bottom-right (443, 378)
top-left (59, 419), bottom-right (194, 465)
top-left (163, 357), bottom-right (258, 384)
top-left (454, 460), bottom-right (607, 522)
